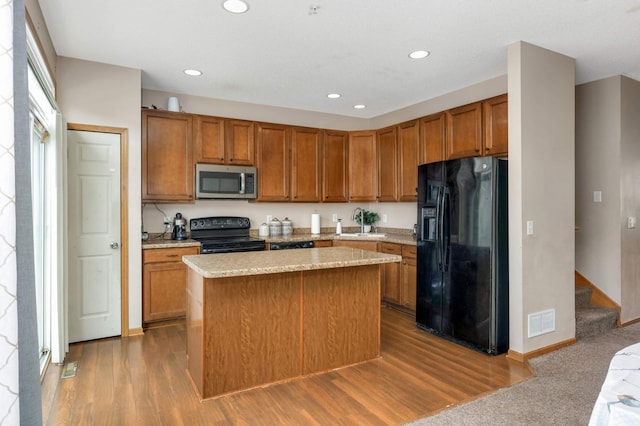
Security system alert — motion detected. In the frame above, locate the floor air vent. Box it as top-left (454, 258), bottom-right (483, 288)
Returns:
top-left (61, 361), bottom-right (78, 379)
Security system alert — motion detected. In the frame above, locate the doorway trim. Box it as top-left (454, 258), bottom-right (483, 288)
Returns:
top-left (67, 123), bottom-right (130, 337)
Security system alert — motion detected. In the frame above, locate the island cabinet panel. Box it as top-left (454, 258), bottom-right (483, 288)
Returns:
top-left (200, 272), bottom-right (301, 398)
top-left (185, 254), bottom-right (385, 400)
top-left (321, 130), bottom-right (349, 202)
top-left (445, 101), bottom-right (483, 160)
top-left (420, 112), bottom-right (446, 164)
top-left (142, 110), bottom-right (194, 202)
top-left (348, 131), bottom-right (377, 201)
top-left (291, 127), bottom-right (322, 202)
top-left (397, 119), bottom-right (420, 201)
top-left (302, 265), bottom-right (380, 374)
top-left (256, 123), bottom-right (291, 201)
top-left (332, 240), bottom-right (378, 251)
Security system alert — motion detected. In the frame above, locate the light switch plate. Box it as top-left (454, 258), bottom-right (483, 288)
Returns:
top-left (594, 191), bottom-right (602, 203)
top-left (628, 216), bottom-right (637, 229)
top-left (526, 220), bottom-right (534, 236)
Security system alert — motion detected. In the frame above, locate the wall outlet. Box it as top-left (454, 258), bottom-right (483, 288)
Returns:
top-left (593, 191), bottom-right (602, 203)
top-left (382, 214), bottom-right (388, 223)
top-left (628, 216), bottom-right (637, 229)
top-left (332, 213), bottom-right (338, 222)
top-left (266, 215), bottom-right (273, 223)
top-left (163, 216), bottom-right (171, 225)
top-left (526, 220), bottom-right (534, 236)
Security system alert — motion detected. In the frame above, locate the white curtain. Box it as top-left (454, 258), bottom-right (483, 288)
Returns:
top-left (0, 0), bottom-right (20, 422)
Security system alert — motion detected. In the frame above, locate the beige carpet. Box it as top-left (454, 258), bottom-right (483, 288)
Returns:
top-left (408, 322), bottom-right (640, 425)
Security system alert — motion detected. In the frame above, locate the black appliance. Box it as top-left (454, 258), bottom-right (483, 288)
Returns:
top-left (171, 212), bottom-right (187, 241)
top-left (269, 241), bottom-right (315, 250)
top-left (190, 216), bottom-right (265, 254)
top-left (416, 157), bottom-right (509, 355)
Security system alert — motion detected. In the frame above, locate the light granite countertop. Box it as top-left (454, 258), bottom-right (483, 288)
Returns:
top-left (182, 246), bottom-right (402, 278)
top-left (142, 231), bottom-right (417, 249)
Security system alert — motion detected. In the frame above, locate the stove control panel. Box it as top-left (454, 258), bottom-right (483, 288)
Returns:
top-left (190, 216), bottom-right (251, 231)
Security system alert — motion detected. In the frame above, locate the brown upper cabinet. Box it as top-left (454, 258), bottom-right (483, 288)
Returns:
top-left (142, 109), bottom-right (194, 203)
top-left (194, 115), bottom-right (255, 165)
top-left (322, 130), bottom-right (349, 202)
top-left (291, 126), bottom-right (322, 202)
top-left (348, 131), bottom-right (377, 202)
top-left (419, 112), bottom-right (446, 164)
top-left (224, 119), bottom-right (255, 165)
top-left (483, 94), bottom-right (508, 157)
top-left (446, 101), bottom-right (483, 160)
top-left (397, 119), bottom-right (420, 201)
top-left (256, 123), bottom-right (290, 201)
top-left (376, 126), bottom-right (398, 202)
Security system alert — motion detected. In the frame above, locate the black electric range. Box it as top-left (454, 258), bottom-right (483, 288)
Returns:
top-left (189, 216), bottom-right (265, 254)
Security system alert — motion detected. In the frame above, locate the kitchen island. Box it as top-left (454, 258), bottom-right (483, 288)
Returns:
top-left (182, 246), bottom-right (401, 400)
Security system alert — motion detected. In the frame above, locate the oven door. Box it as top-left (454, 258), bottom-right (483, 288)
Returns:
top-left (196, 164), bottom-right (257, 199)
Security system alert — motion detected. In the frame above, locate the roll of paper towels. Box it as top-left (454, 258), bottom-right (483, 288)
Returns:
top-left (311, 213), bottom-right (320, 235)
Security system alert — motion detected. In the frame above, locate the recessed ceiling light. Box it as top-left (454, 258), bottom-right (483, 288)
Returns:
top-left (184, 69), bottom-right (203, 76)
top-left (409, 50), bottom-right (430, 59)
top-left (327, 93), bottom-right (341, 99)
top-left (353, 104), bottom-right (366, 109)
top-left (222, 0), bottom-right (249, 13)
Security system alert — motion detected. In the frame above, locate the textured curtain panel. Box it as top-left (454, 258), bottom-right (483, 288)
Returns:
top-left (9, 0), bottom-right (43, 424)
top-left (0, 0), bottom-right (20, 423)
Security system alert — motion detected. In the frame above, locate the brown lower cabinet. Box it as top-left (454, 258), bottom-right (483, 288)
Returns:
top-left (378, 242), bottom-right (416, 313)
top-left (313, 240), bottom-right (333, 248)
top-left (142, 246), bottom-right (200, 325)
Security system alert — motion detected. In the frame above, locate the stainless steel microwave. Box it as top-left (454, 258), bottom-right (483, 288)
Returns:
top-left (195, 164), bottom-right (257, 199)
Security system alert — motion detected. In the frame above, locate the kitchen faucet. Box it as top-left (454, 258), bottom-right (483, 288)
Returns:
top-left (352, 207), bottom-right (365, 234)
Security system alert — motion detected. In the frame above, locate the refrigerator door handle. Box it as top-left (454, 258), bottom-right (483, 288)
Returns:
top-left (436, 186), bottom-right (444, 271)
top-left (442, 188), bottom-right (451, 272)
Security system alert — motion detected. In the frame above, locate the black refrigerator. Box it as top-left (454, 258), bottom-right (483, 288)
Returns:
top-left (416, 157), bottom-right (509, 355)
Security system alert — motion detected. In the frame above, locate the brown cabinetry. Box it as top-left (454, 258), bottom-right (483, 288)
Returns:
top-left (483, 94), bottom-right (508, 157)
top-left (378, 243), bottom-right (416, 313)
top-left (194, 116), bottom-right (255, 165)
top-left (224, 119), bottom-right (255, 165)
top-left (142, 246), bottom-right (200, 325)
top-left (332, 240), bottom-right (378, 251)
top-left (291, 127), bottom-right (322, 202)
top-left (400, 245), bottom-right (417, 311)
top-left (420, 112), bottom-right (446, 164)
top-left (142, 110), bottom-right (194, 202)
top-left (379, 242), bottom-right (401, 304)
top-left (322, 130), bottom-right (349, 202)
top-left (397, 119), bottom-right (420, 201)
top-left (256, 123), bottom-right (290, 201)
top-left (348, 131), bottom-right (377, 202)
top-left (446, 102), bottom-right (483, 160)
top-left (314, 240), bottom-right (333, 248)
top-left (376, 126), bottom-right (398, 202)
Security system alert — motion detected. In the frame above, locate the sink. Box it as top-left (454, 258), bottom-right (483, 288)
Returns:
top-left (338, 233), bottom-right (386, 238)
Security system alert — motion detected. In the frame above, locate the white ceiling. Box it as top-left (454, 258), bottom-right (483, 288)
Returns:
top-left (38, 0), bottom-right (640, 118)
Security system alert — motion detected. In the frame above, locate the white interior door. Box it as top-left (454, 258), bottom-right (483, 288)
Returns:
top-left (67, 130), bottom-right (121, 342)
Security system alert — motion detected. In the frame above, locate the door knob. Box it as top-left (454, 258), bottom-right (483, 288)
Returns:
top-left (110, 242), bottom-right (119, 249)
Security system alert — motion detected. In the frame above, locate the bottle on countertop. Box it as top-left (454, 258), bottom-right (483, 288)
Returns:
top-left (336, 219), bottom-right (342, 235)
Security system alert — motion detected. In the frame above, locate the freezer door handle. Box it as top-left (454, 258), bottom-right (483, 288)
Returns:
top-left (442, 188), bottom-right (451, 272)
top-left (436, 186), bottom-right (444, 271)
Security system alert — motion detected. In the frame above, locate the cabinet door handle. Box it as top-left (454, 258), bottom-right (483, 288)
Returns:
top-left (166, 254), bottom-right (179, 258)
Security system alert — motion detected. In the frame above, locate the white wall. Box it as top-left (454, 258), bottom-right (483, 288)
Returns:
top-left (576, 76), bottom-right (640, 324)
top-left (56, 57), bottom-right (143, 331)
top-left (575, 77), bottom-right (622, 303)
top-left (619, 77), bottom-right (640, 322)
top-left (508, 42), bottom-right (576, 354)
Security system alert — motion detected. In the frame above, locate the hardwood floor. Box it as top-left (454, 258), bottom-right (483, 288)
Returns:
top-left (42, 307), bottom-right (531, 425)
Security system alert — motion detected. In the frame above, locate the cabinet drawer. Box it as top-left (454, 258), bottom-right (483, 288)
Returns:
top-left (379, 242), bottom-right (401, 255)
top-left (143, 246), bottom-right (200, 263)
top-left (401, 245), bottom-right (417, 258)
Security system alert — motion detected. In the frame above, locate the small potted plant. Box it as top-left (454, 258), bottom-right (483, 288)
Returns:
top-left (353, 209), bottom-right (380, 232)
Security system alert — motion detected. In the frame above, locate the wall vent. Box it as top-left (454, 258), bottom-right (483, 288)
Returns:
top-left (528, 309), bottom-right (555, 338)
